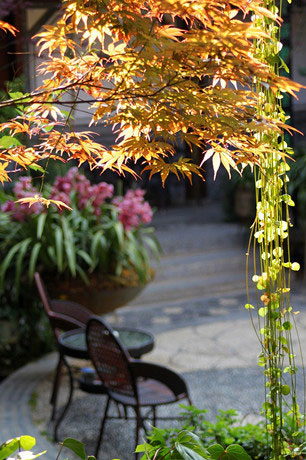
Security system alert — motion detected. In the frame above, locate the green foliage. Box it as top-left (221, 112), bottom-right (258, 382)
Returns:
top-left (0, 76), bottom-right (25, 124)
top-left (0, 76), bottom-right (25, 153)
top-left (0, 436), bottom-right (43, 460)
top-left (137, 428), bottom-right (253, 460)
top-left (0, 280), bottom-right (53, 379)
top-left (144, 407), bottom-right (305, 460)
top-left (0, 437), bottom-right (94, 460)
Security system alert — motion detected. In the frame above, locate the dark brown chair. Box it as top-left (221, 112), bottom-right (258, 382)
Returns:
top-left (84, 317), bottom-right (192, 458)
top-left (34, 272), bottom-right (92, 423)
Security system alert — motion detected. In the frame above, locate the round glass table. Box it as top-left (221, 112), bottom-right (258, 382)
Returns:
top-left (58, 327), bottom-right (154, 359)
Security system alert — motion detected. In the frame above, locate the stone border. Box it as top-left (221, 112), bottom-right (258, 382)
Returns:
top-left (0, 352), bottom-right (60, 460)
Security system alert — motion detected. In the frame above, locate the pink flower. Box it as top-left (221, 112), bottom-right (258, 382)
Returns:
top-left (113, 189), bottom-right (152, 231)
top-left (50, 169), bottom-right (114, 213)
top-left (49, 191), bottom-right (71, 212)
top-left (1, 200), bottom-right (15, 213)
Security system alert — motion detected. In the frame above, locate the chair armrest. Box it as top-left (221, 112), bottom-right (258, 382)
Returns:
top-left (130, 361), bottom-right (189, 398)
top-left (48, 311), bottom-right (86, 337)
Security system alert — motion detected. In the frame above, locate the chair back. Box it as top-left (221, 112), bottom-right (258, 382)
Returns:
top-left (34, 272), bottom-right (92, 339)
top-left (34, 272), bottom-right (52, 314)
top-left (86, 317), bottom-right (136, 398)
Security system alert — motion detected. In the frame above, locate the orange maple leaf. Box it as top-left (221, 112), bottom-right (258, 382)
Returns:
top-left (17, 195), bottom-right (72, 211)
top-left (0, 20), bottom-right (18, 36)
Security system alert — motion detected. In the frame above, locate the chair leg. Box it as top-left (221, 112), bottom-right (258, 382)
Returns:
top-left (152, 406), bottom-right (157, 428)
top-left (53, 356), bottom-right (74, 442)
top-left (95, 396), bottom-right (111, 458)
top-left (134, 406), bottom-right (144, 460)
top-left (50, 354), bottom-right (64, 421)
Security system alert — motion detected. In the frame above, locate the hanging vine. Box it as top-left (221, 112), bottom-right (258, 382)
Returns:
top-left (246, 1), bottom-right (305, 459)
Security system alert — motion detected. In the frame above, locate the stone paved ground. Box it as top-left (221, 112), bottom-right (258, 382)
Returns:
top-left (0, 201), bottom-right (305, 460)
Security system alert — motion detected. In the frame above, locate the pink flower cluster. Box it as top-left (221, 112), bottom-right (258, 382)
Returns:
top-left (1, 170), bottom-right (153, 229)
top-left (1, 176), bottom-right (43, 221)
top-left (113, 189), bottom-right (153, 231)
top-left (49, 167), bottom-right (114, 215)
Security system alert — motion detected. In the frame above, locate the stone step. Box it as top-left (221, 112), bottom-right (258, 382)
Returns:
top-left (154, 248), bottom-right (247, 281)
top-left (154, 223), bottom-right (247, 256)
top-left (130, 271), bottom-right (246, 308)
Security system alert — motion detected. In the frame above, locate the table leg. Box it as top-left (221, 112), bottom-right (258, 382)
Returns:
top-left (50, 354), bottom-right (64, 421)
top-left (53, 355), bottom-right (74, 442)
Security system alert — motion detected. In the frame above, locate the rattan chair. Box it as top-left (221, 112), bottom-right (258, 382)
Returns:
top-left (83, 317), bottom-right (192, 458)
top-left (34, 272), bottom-right (92, 422)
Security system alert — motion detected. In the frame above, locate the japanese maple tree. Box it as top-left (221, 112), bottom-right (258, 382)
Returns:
top-left (0, 0), bottom-right (302, 193)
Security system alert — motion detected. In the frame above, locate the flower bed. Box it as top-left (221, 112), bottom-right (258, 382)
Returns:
top-left (0, 168), bottom-right (160, 298)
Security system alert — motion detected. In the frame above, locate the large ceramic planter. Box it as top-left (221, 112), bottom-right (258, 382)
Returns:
top-left (46, 275), bottom-right (147, 314)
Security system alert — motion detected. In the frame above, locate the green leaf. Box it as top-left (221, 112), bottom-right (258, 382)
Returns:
top-left (207, 444), bottom-right (224, 460)
top-left (256, 281), bottom-right (265, 290)
top-left (258, 307), bottom-right (268, 318)
top-left (0, 135), bottom-right (22, 148)
top-left (29, 242), bottom-right (42, 280)
top-left (8, 91), bottom-right (24, 99)
top-left (0, 436), bottom-right (36, 460)
top-left (55, 226), bottom-right (63, 272)
top-left (281, 384), bottom-right (290, 396)
top-left (113, 221), bottom-right (124, 248)
top-left (75, 265), bottom-right (89, 285)
top-left (37, 213), bottom-right (47, 239)
top-left (208, 444), bottom-right (251, 460)
top-left (47, 245), bottom-right (57, 264)
top-left (282, 262), bottom-right (291, 268)
top-left (77, 249), bottom-right (93, 267)
top-left (135, 443), bottom-right (155, 453)
top-left (226, 445), bottom-right (252, 460)
top-left (62, 217), bottom-right (76, 276)
top-left (244, 304), bottom-right (254, 310)
top-left (291, 262), bottom-right (300, 271)
top-left (15, 237), bottom-right (32, 296)
top-left (61, 438), bottom-right (86, 460)
top-left (19, 436), bottom-right (36, 451)
top-left (0, 242), bottom-right (23, 289)
top-left (175, 442), bottom-right (209, 460)
top-left (0, 438), bottom-right (19, 460)
top-left (29, 164), bottom-right (45, 173)
top-left (90, 230), bottom-right (105, 268)
top-left (143, 235), bottom-right (161, 260)
top-left (175, 431), bottom-right (209, 459)
top-left (176, 443), bottom-right (208, 459)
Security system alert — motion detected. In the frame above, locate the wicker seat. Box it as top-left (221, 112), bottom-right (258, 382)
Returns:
top-left (34, 272), bottom-right (92, 423)
top-left (85, 317), bottom-right (192, 458)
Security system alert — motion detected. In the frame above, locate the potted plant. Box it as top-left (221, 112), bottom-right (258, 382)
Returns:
top-left (0, 168), bottom-right (160, 314)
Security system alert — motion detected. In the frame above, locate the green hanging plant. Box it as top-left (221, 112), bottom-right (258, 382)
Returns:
top-left (245, 1), bottom-right (305, 459)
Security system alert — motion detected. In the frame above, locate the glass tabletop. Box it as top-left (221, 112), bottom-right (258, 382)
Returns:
top-left (59, 327), bottom-right (154, 359)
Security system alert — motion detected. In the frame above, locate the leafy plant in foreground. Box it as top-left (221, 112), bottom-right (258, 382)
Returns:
top-left (144, 407), bottom-right (306, 460)
top-left (0, 434), bottom-right (255, 460)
